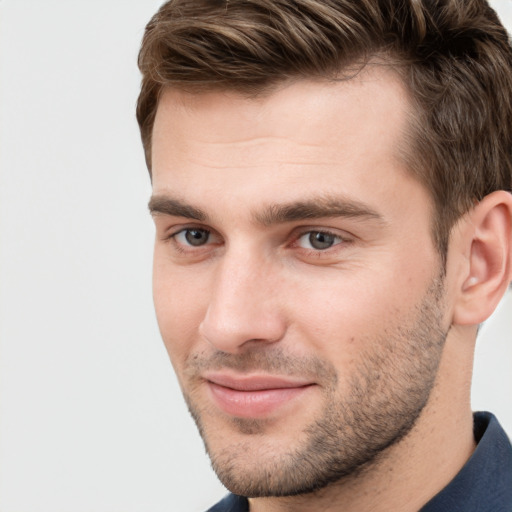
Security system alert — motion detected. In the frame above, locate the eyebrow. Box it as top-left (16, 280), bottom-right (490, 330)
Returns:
top-left (148, 195), bottom-right (208, 221)
top-left (254, 197), bottom-right (384, 226)
top-left (148, 194), bottom-right (384, 226)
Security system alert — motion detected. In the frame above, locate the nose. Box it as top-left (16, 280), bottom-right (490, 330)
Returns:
top-left (198, 252), bottom-right (287, 353)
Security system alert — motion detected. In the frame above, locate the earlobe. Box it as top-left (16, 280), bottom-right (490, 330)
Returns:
top-left (453, 190), bottom-right (512, 326)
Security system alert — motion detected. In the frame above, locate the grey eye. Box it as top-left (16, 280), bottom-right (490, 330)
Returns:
top-left (298, 231), bottom-right (340, 250)
top-left (182, 228), bottom-right (210, 246)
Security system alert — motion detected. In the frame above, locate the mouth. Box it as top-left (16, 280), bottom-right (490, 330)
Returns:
top-left (204, 372), bottom-right (315, 418)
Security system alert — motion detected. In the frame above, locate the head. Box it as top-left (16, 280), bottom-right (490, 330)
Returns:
top-left (137, 0), bottom-right (512, 501)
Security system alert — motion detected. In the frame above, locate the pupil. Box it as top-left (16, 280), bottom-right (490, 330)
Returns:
top-left (309, 232), bottom-right (334, 250)
top-left (185, 229), bottom-right (209, 246)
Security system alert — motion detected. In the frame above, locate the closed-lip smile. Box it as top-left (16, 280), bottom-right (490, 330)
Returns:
top-left (203, 372), bottom-right (315, 418)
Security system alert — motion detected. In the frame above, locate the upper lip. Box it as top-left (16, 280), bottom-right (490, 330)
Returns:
top-left (204, 372), bottom-right (314, 391)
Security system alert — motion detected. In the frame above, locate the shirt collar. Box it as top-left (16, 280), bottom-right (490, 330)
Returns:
top-left (420, 411), bottom-right (512, 511)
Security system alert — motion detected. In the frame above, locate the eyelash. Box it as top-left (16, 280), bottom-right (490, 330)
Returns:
top-left (163, 227), bottom-right (214, 253)
top-left (293, 230), bottom-right (345, 252)
top-left (163, 226), bottom-right (352, 256)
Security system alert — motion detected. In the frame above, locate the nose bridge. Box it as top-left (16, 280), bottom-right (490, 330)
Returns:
top-left (199, 245), bottom-right (285, 352)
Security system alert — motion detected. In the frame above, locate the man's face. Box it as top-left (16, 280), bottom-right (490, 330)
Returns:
top-left (150, 70), bottom-right (449, 496)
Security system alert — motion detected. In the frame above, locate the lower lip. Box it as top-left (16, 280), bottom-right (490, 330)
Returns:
top-left (207, 382), bottom-right (313, 418)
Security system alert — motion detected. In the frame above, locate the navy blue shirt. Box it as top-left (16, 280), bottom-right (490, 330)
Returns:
top-left (207, 412), bottom-right (512, 512)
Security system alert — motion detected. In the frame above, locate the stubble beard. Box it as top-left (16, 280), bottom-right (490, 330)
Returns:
top-left (183, 275), bottom-right (448, 498)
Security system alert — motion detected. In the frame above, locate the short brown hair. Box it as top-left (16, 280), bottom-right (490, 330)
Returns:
top-left (136, 0), bottom-right (512, 255)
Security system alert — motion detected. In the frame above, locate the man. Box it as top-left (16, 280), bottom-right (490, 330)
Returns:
top-left (136, 1), bottom-right (512, 510)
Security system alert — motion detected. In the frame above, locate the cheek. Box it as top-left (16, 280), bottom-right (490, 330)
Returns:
top-left (286, 263), bottom-right (433, 364)
top-left (288, 285), bottom-right (377, 367)
top-left (152, 256), bottom-right (210, 365)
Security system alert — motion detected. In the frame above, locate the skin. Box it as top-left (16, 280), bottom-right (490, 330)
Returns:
top-left (149, 68), bottom-right (510, 511)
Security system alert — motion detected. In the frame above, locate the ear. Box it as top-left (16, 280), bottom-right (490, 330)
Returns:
top-left (452, 190), bottom-right (512, 326)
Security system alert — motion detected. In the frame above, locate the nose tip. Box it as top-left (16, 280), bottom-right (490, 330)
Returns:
top-left (198, 306), bottom-right (285, 354)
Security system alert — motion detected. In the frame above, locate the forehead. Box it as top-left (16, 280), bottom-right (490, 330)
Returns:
top-left (150, 67), bottom-right (417, 211)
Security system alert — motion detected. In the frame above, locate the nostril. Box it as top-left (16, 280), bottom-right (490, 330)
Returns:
top-left (198, 307), bottom-right (286, 354)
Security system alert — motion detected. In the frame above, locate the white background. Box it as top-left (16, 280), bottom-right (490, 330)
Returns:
top-left (0, 1), bottom-right (510, 511)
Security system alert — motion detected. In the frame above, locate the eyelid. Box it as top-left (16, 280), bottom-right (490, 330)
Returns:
top-left (296, 230), bottom-right (342, 249)
top-left (291, 226), bottom-right (352, 242)
top-left (161, 223), bottom-right (210, 240)
top-left (288, 227), bottom-right (355, 256)
top-left (164, 225), bottom-right (223, 251)
top-left (174, 227), bottom-right (210, 246)
top-left (159, 222), bottom-right (354, 257)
